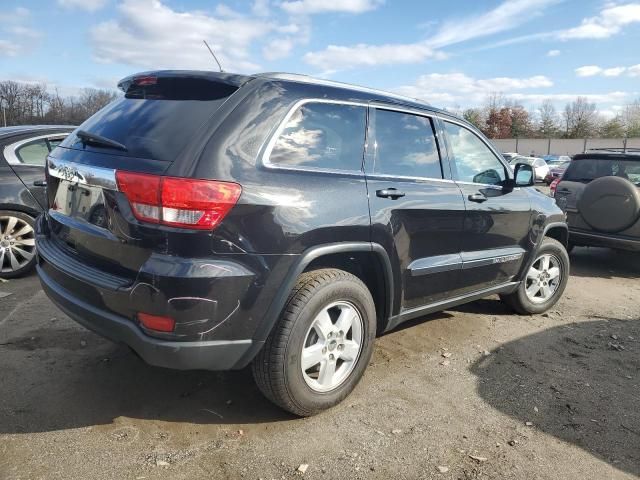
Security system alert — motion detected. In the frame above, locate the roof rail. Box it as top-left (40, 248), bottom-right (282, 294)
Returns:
top-left (586, 147), bottom-right (640, 154)
top-left (255, 72), bottom-right (430, 107)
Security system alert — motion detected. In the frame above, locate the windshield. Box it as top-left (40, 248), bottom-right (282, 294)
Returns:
top-left (514, 157), bottom-right (535, 166)
top-left (563, 158), bottom-right (640, 185)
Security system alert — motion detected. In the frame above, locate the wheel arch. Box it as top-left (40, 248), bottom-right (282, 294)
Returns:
top-left (0, 203), bottom-right (40, 219)
top-left (543, 222), bottom-right (569, 247)
top-left (234, 242), bottom-right (393, 368)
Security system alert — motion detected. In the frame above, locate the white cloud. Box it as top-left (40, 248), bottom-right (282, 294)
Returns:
top-left (558, 3), bottom-right (640, 40)
top-left (575, 63), bottom-right (640, 78)
top-left (57, 0), bottom-right (108, 12)
top-left (263, 37), bottom-right (295, 60)
top-left (252, 0), bottom-right (271, 17)
top-left (508, 91), bottom-right (631, 105)
top-left (304, 42), bottom-right (445, 71)
top-left (280, 0), bottom-right (383, 15)
top-left (303, 0), bottom-right (558, 71)
top-left (0, 7), bottom-right (41, 57)
top-left (395, 73), bottom-right (633, 111)
top-left (575, 65), bottom-right (602, 77)
top-left (396, 73), bottom-right (554, 106)
top-left (603, 67), bottom-right (626, 77)
top-left (428, 0), bottom-right (560, 48)
top-left (91, 0), bottom-right (277, 72)
top-left (546, 49), bottom-right (560, 57)
top-left (0, 7), bottom-right (30, 22)
top-left (0, 40), bottom-right (22, 57)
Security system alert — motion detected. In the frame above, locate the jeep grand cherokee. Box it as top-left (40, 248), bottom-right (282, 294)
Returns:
top-left (36, 71), bottom-right (569, 416)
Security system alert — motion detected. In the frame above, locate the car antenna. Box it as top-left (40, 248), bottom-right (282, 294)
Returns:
top-left (203, 40), bottom-right (224, 72)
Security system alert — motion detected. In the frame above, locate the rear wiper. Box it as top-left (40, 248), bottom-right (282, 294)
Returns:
top-left (76, 130), bottom-right (128, 152)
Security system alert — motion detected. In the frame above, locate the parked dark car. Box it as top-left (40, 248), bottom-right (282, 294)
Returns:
top-left (0, 125), bottom-right (73, 277)
top-left (543, 154), bottom-right (571, 166)
top-left (36, 71), bottom-right (569, 415)
top-left (544, 160), bottom-right (570, 185)
top-left (554, 149), bottom-right (640, 252)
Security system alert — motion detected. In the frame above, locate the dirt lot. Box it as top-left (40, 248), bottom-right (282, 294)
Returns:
top-left (1, 245), bottom-right (639, 480)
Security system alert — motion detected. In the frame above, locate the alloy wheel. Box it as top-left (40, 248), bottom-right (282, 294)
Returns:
top-left (0, 215), bottom-right (35, 274)
top-left (525, 253), bottom-right (562, 304)
top-left (300, 301), bottom-right (364, 393)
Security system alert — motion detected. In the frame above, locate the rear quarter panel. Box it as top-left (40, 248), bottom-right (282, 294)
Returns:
top-left (179, 79), bottom-right (372, 256)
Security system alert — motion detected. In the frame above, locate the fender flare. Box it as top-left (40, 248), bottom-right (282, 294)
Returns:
top-left (517, 221), bottom-right (569, 283)
top-left (542, 222), bottom-right (569, 247)
top-left (234, 242), bottom-right (393, 368)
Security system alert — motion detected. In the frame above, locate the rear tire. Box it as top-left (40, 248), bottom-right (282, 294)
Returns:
top-left (500, 237), bottom-right (569, 315)
top-left (0, 210), bottom-right (37, 279)
top-left (252, 268), bottom-right (376, 416)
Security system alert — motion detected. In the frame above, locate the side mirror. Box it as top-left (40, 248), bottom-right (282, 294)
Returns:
top-left (514, 163), bottom-right (535, 187)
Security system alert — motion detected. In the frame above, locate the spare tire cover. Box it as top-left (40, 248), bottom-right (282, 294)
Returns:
top-left (578, 176), bottom-right (640, 233)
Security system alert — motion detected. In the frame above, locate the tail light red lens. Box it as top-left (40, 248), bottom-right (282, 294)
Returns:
top-left (115, 171), bottom-right (161, 223)
top-left (116, 171), bottom-right (241, 230)
top-left (138, 312), bottom-right (175, 332)
top-left (550, 178), bottom-right (559, 197)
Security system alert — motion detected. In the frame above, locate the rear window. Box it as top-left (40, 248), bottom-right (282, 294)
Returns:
top-left (563, 158), bottom-right (640, 185)
top-left (62, 77), bottom-right (238, 161)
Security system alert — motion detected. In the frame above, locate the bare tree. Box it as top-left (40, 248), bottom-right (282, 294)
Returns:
top-left (0, 81), bottom-right (118, 126)
top-left (563, 97), bottom-right (598, 138)
top-left (622, 99), bottom-right (640, 137)
top-left (537, 99), bottom-right (559, 138)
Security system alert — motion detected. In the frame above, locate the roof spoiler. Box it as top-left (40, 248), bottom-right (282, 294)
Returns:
top-left (117, 70), bottom-right (253, 92)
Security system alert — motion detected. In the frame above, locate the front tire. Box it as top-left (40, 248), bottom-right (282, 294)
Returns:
top-left (252, 269), bottom-right (376, 416)
top-left (500, 237), bottom-right (569, 315)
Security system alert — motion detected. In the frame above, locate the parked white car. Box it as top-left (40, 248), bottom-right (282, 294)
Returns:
top-left (512, 156), bottom-right (549, 182)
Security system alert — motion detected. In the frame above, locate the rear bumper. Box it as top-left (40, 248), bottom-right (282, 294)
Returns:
top-left (569, 228), bottom-right (640, 251)
top-left (35, 213), bottom-right (300, 370)
top-left (38, 266), bottom-right (253, 370)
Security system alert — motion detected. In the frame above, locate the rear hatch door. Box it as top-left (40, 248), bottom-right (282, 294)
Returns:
top-left (44, 73), bottom-right (247, 281)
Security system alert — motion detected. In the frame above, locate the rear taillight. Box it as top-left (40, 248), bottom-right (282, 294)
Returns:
top-left (550, 178), bottom-right (560, 197)
top-left (116, 171), bottom-right (241, 230)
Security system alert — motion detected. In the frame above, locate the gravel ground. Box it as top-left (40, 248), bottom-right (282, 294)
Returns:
top-left (0, 245), bottom-right (639, 480)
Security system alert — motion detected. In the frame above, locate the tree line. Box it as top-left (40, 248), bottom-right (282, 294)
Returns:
top-left (0, 81), bottom-right (118, 127)
top-left (457, 94), bottom-right (640, 139)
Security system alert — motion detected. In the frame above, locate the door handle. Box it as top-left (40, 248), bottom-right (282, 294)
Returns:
top-left (33, 180), bottom-right (47, 187)
top-left (468, 193), bottom-right (487, 203)
top-left (376, 188), bottom-right (405, 200)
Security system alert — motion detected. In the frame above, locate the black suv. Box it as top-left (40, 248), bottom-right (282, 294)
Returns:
top-left (554, 149), bottom-right (640, 252)
top-left (36, 71), bottom-right (569, 415)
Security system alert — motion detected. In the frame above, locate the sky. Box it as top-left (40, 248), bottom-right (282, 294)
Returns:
top-left (1, 0), bottom-right (639, 118)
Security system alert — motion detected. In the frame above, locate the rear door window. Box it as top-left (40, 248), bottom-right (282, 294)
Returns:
top-left (372, 108), bottom-right (443, 179)
top-left (61, 77), bottom-right (239, 161)
top-left (16, 139), bottom-right (49, 166)
top-left (268, 102), bottom-right (366, 171)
